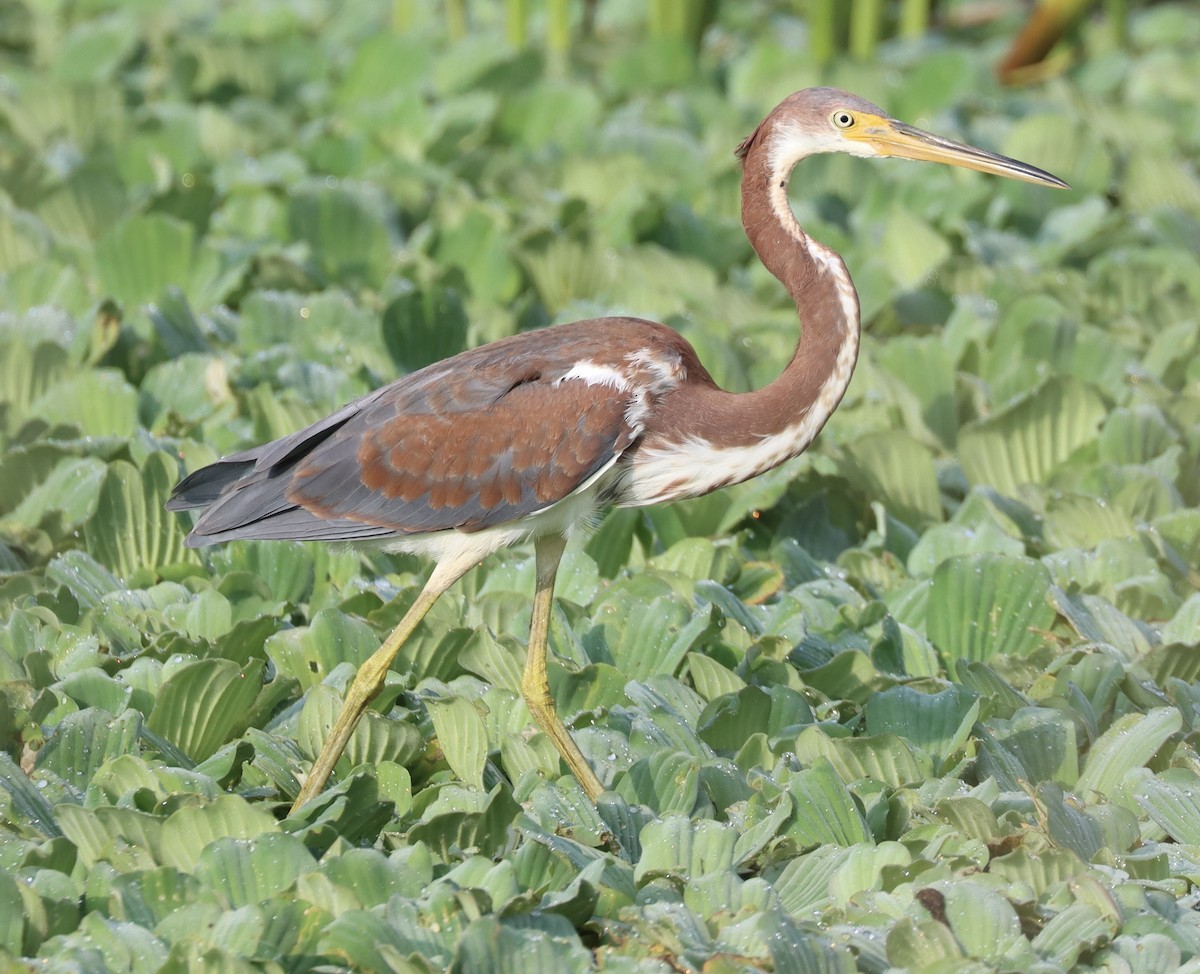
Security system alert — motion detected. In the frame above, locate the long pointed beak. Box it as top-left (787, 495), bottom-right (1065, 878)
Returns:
top-left (850, 116), bottom-right (1070, 189)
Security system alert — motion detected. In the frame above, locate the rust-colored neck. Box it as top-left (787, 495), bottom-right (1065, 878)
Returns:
top-left (640, 132), bottom-right (861, 452)
top-left (736, 130), bottom-right (861, 427)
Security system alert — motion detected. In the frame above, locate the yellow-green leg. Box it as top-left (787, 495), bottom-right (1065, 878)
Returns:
top-left (290, 556), bottom-right (474, 813)
top-left (522, 534), bottom-right (606, 800)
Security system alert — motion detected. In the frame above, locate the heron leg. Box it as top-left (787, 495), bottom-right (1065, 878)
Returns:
top-left (290, 556), bottom-right (474, 814)
top-left (521, 534), bottom-right (606, 801)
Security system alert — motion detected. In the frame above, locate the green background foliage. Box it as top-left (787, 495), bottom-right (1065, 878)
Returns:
top-left (1, 1), bottom-right (1199, 971)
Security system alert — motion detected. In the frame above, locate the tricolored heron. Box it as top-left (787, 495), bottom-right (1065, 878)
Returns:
top-left (168, 88), bottom-right (1067, 811)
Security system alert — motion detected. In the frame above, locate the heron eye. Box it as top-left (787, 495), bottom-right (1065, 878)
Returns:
top-left (832, 111), bottom-right (855, 129)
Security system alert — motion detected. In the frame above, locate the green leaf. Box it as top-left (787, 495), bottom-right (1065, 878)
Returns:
top-left (56, 804), bottom-right (164, 868)
top-left (1135, 768), bottom-right (1200, 845)
top-left (85, 452), bottom-right (197, 577)
top-left (159, 796), bottom-right (279, 872)
top-left (450, 916), bottom-right (593, 974)
top-left (785, 761), bottom-right (872, 848)
top-left (1076, 707), bottom-right (1182, 799)
top-left (1044, 492), bottom-right (1137, 549)
top-left (926, 554), bottom-right (1055, 662)
top-left (381, 283), bottom-right (470, 374)
top-left (432, 205), bottom-right (520, 304)
top-left (0, 337), bottom-right (69, 430)
top-left (36, 708), bottom-right (141, 791)
top-left (864, 686), bottom-right (979, 772)
top-left (296, 684), bottom-right (422, 776)
top-left (0, 752), bottom-right (62, 838)
top-left (886, 916), bottom-right (964, 969)
top-left (1099, 404), bottom-right (1177, 466)
top-left (426, 695), bottom-right (488, 792)
top-left (194, 833), bottom-right (316, 909)
top-left (585, 590), bottom-right (702, 682)
top-left (977, 706), bottom-right (1079, 789)
top-left (840, 432), bottom-right (943, 529)
top-left (2, 455), bottom-right (107, 531)
top-left (147, 659), bottom-right (265, 761)
top-left (31, 369), bottom-right (138, 439)
top-left (0, 869), bottom-right (26, 955)
top-left (882, 205), bottom-right (951, 289)
top-left (111, 867), bottom-right (201, 930)
top-left (619, 750), bottom-right (702, 816)
top-left (770, 846), bottom-right (847, 919)
top-left (928, 880), bottom-right (1036, 967)
top-left (874, 335), bottom-right (958, 446)
top-left (987, 846), bottom-right (1088, 895)
top-left (959, 377), bottom-right (1107, 496)
top-left (95, 213), bottom-right (210, 307)
top-left (635, 815), bottom-right (736, 883)
top-left (287, 183), bottom-right (393, 289)
top-left (265, 608), bottom-right (381, 689)
top-left (1032, 902), bottom-right (1113, 969)
top-left (794, 726), bottom-right (928, 788)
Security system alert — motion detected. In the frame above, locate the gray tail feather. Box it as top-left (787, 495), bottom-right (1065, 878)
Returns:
top-left (165, 459), bottom-right (256, 511)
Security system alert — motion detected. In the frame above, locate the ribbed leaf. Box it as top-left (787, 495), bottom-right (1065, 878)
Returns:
top-left (1034, 903), bottom-right (1115, 967)
top-left (0, 869), bottom-right (25, 954)
top-left (56, 804), bottom-right (164, 868)
top-left (37, 162), bottom-right (127, 244)
top-left (381, 283), bottom-right (470, 374)
top-left (0, 752), bottom-right (62, 838)
top-left (785, 761), bottom-right (872, 848)
top-left (931, 880), bottom-right (1036, 967)
top-left (1076, 707), bottom-right (1182, 799)
top-left (111, 867), bottom-right (200, 930)
top-left (95, 213), bottom-right (198, 306)
top-left (926, 554), bottom-right (1055, 662)
top-left (794, 726), bottom-right (928, 788)
top-left (882, 206), bottom-right (950, 289)
top-left (1161, 593), bottom-right (1200, 648)
top-left (0, 338), bottom-right (68, 427)
top-left (636, 815), bottom-right (736, 885)
top-left (828, 843), bottom-right (911, 907)
top-left (586, 590), bottom-right (702, 681)
top-left (874, 335), bottom-right (957, 446)
top-left (450, 916), bottom-right (593, 974)
top-left (770, 847), bottom-right (847, 919)
top-left (3, 455), bottom-right (107, 531)
top-left (297, 685), bottom-right (422, 771)
top-left (959, 377), bottom-right (1107, 496)
top-left (31, 368), bottom-right (138, 439)
top-left (147, 659), bottom-right (264, 761)
top-left (194, 834), bottom-right (316, 909)
top-left (864, 685), bottom-right (979, 772)
top-left (1135, 769), bottom-right (1200, 845)
top-left (620, 750), bottom-right (702, 816)
top-left (840, 431), bottom-right (943, 529)
top-left (265, 608), bottom-right (381, 689)
top-left (287, 184), bottom-right (393, 289)
top-left (1099, 404), bottom-right (1176, 465)
top-left (159, 795), bottom-right (278, 872)
top-left (886, 917), bottom-right (964, 969)
top-left (85, 452), bottom-right (197, 577)
top-left (976, 707), bottom-right (1078, 788)
top-left (36, 708), bottom-right (141, 791)
top-left (0, 205), bottom-right (51, 270)
top-left (426, 695), bottom-right (488, 791)
top-left (1044, 492), bottom-right (1136, 549)
top-left (988, 846), bottom-right (1088, 895)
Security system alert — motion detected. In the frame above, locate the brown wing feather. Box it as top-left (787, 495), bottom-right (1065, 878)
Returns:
top-left (171, 317), bottom-right (694, 545)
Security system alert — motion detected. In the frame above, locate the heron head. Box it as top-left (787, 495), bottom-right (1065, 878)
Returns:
top-left (747, 87), bottom-right (1068, 190)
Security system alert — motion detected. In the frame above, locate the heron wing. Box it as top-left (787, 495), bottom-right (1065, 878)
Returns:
top-left (171, 324), bottom-right (653, 546)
